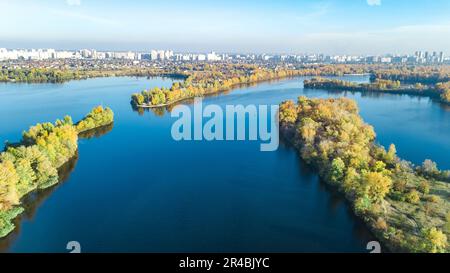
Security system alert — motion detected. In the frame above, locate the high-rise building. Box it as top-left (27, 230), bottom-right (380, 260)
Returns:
top-left (207, 51), bottom-right (220, 61)
top-left (164, 50), bottom-right (173, 60)
top-left (157, 50), bottom-right (165, 60)
top-left (150, 50), bottom-right (158, 61)
top-left (439, 52), bottom-right (445, 63)
top-left (80, 49), bottom-right (92, 58)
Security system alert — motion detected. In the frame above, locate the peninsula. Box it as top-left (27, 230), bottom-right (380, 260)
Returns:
top-left (279, 97), bottom-right (449, 253)
top-left (304, 77), bottom-right (450, 104)
top-left (0, 106), bottom-right (114, 238)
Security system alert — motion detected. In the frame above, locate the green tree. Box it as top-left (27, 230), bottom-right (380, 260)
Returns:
top-left (441, 89), bottom-right (450, 103)
top-left (354, 195), bottom-right (372, 215)
top-left (386, 144), bottom-right (397, 163)
top-left (406, 189), bottom-right (420, 204)
top-left (279, 100), bottom-right (298, 124)
top-left (330, 157), bottom-right (345, 184)
top-left (418, 181), bottom-right (430, 195)
top-left (445, 212), bottom-right (450, 233)
top-left (419, 227), bottom-right (448, 253)
top-left (0, 161), bottom-right (20, 210)
top-left (360, 171), bottom-right (392, 203)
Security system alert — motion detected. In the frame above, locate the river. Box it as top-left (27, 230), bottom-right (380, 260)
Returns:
top-left (0, 75), bottom-right (449, 252)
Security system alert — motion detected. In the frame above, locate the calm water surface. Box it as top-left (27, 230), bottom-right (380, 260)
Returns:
top-left (0, 75), bottom-right (449, 252)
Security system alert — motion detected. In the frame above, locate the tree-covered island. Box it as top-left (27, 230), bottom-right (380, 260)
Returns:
top-left (0, 106), bottom-right (114, 238)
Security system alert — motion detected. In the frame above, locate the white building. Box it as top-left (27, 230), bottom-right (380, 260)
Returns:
top-left (56, 51), bottom-right (75, 59)
top-left (150, 50), bottom-right (158, 60)
top-left (207, 51), bottom-right (220, 61)
top-left (380, 57), bottom-right (392, 63)
top-left (80, 49), bottom-right (92, 58)
top-left (0, 48), bottom-right (8, 61)
top-left (112, 51), bottom-right (135, 60)
top-left (164, 50), bottom-right (173, 60)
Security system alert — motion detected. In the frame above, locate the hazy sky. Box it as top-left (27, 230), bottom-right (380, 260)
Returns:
top-left (1, 0), bottom-right (450, 54)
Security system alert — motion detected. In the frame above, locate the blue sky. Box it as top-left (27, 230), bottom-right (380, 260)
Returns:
top-left (1, 0), bottom-right (449, 54)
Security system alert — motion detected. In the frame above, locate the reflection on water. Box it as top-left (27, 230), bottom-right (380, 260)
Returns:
top-left (0, 124), bottom-right (114, 253)
top-left (0, 154), bottom-right (78, 252)
top-left (131, 93), bottom-right (231, 117)
top-left (78, 123), bottom-right (114, 139)
top-left (303, 88), bottom-right (450, 112)
top-left (279, 134), bottom-right (379, 249)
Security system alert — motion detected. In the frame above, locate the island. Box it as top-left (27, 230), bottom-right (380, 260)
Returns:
top-left (279, 97), bottom-right (449, 253)
top-left (0, 106), bottom-right (114, 238)
top-left (130, 65), bottom-right (314, 108)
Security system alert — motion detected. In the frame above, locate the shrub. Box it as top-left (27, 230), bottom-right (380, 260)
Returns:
top-left (419, 227), bottom-right (448, 253)
top-left (374, 217), bottom-right (388, 231)
top-left (427, 195), bottom-right (440, 203)
top-left (418, 181), bottom-right (430, 195)
top-left (406, 189), bottom-right (420, 204)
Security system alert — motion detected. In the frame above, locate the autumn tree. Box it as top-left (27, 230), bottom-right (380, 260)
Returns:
top-left (360, 171), bottom-right (392, 203)
top-left (0, 160), bottom-right (21, 210)
top-left (419, 227), bottom-right (448, 253)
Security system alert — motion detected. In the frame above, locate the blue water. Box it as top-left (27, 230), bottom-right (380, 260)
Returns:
top-left (0, 75), bottom-right (448, 252)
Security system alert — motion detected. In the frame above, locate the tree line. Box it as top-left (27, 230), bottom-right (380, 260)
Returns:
top-left (304, 77), bottom-right (450, 104)
top-left (305, 77), bottom-right (403, 90)
top-left (0, 68), bottom-right (187, 83)
top-left (371, 66), bottom-right (450, 84)
top-left (132, 68), bottom-right (316, 107)
top-left (131, 64), bottom-right (365, 107)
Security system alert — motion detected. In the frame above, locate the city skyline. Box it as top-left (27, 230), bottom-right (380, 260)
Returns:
top-left (1, 47), bottom-right (446, 65)
top-left (1, 0), bottom-right (450, 54)
top-left (0, 46), bottom-right (447, 56)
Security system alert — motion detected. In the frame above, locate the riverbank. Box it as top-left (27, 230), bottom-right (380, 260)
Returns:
top-left (0, 106), bottom-right (114, 238)
top-left (304, 77), bottom-right (448, 103)
top-left (0, 67), bottom-right (187, 84)
top-left (279, 97), bottom-right (449, 253)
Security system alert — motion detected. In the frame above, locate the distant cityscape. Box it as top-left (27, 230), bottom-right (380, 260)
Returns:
top-left (0, 47), bottom-right (447, 65)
